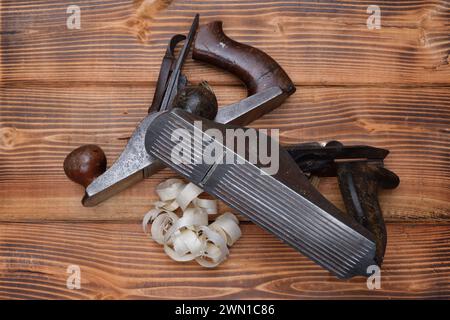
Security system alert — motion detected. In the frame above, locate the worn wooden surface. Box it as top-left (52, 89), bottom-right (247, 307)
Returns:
top-left (0, 0), bottom-right (449, 299)
top-left (1, 222), bottom-right (449, 299)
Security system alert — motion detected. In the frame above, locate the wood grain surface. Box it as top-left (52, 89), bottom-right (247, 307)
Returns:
top-left (0, 0), bottom-right (449, 299)
top-left (1, 85), bottom-right (449, 221)
top-left (0, 222), bottom-right (449, 299)
top-left (1, 0), bottom-right (450, 85)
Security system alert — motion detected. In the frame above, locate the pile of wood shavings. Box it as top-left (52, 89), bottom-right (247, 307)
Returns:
top-left (142, 178), bottom-right (241, 267)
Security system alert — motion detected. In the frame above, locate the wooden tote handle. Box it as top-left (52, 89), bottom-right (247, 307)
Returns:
top-left (193, 21), bottom-right (295, 96)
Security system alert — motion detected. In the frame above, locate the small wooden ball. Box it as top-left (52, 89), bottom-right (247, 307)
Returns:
top-left (63, 144), bottom-right (107, 188)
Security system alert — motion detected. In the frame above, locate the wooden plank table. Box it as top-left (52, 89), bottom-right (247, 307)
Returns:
top-left (1, 0), bottom-right (449, 299)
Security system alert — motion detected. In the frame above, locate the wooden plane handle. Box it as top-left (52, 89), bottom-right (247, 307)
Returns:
top-left (193, 21), bottom-right (295, 96)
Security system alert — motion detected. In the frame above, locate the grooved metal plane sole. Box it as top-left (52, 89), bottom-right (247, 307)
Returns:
top-left (145, 109), bottom-right (377, 278)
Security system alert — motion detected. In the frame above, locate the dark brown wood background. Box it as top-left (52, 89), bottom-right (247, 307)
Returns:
top-left (0, 0), bottom-right (449, 299)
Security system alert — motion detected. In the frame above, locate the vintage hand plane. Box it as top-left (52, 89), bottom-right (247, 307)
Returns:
top-left (64, 14), bottom-right (399, 278)
top-left (64, 14), bottom-right (295, 207)
top-left (144, 108), bottom-right (399, 278)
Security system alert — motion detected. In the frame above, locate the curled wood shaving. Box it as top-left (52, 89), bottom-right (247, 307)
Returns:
top-left (143, 179), bottom-right (241, 267)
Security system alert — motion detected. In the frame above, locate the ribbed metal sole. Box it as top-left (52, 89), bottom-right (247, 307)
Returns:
top-left (207, 162), bottom-right (375, 278)
top-left (146, 110), bottom-right (376, 278)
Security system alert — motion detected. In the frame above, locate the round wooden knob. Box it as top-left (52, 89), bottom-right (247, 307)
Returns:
top-left (172, 81), bottom-right (218, 120)
top-left (63, 144), bottom-right (107, 188)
